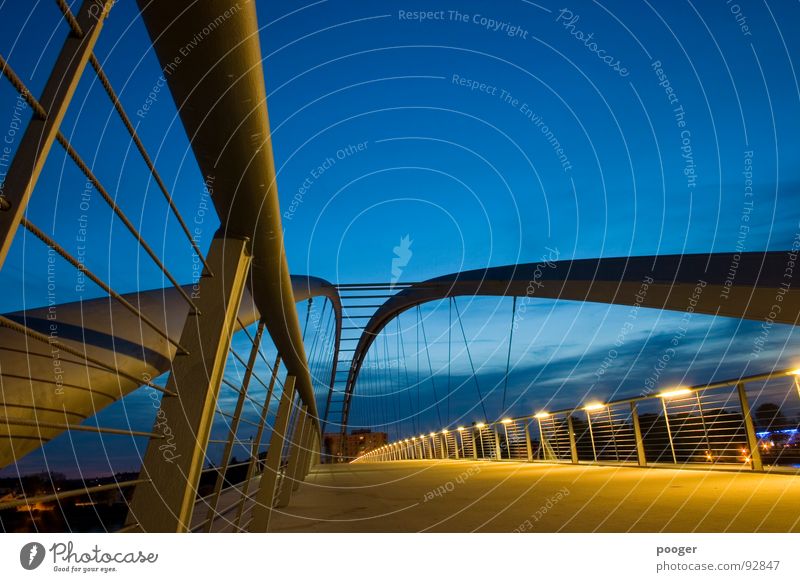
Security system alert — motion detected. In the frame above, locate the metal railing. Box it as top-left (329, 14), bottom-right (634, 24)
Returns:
top-left (355, 367), bottom-right (800, 474)
top-left (0, 0), bottom-right (324, 533)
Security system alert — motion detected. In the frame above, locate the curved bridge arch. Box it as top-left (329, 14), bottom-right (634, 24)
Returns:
top-left (338, 251), bottom-right (800, 432)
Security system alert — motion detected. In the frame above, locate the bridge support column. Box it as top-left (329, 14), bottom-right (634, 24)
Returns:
top-left (493, 427), bottom-right (502, 460)
top-left (737, 382), bottom-right (763, 471)
top-left (249, 375), bottom-right (297, 532)
top-left (126, 235), bottom-right (252, 532)
top-left (567, 415), bottom-right (579, 464)
top-left (631, 402), bottom-right (647, 467)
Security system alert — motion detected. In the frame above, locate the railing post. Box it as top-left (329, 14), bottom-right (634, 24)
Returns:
top-left (203, 320), bottom-right (266, 531)
top-left (233, 355), bottom-right (281, 530)
top-left (661, 398), bottom-right (678, 464)
top-left (0, 0), bottom-right (115, 269)
top-left (276, 404), bottom-right (308, 507)
top-left (567, 415), bottom-right (579, 464)
top-left (631, 401), bottom-right (647, 467)
top-left (737, 382), bottom-right (763, 471)
top-left (586, 412), bottom-right (597, 462)
top-left (296, 423), bottom-right (317, 486)
top-left (524, 423), bottom-right (533, 461)
top-left (126, 235), bottom-right (252, 532)
top-left (248, 375), bottom-right (297, 532)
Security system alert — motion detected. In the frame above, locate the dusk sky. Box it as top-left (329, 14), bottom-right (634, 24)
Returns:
top-left (1, 0), bottom-right (798, 477)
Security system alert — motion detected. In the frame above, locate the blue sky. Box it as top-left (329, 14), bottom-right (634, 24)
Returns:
top-left (0, 0), bottom-right (799, 475)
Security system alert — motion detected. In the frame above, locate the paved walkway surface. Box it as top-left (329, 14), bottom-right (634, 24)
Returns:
top-left (269, 460), bottom-right (800, 532)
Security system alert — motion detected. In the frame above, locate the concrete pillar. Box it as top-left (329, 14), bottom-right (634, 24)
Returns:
top-left (126, 235), bottom-right (252, 532)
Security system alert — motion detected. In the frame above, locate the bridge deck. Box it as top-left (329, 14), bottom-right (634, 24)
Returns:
top-left (269, 460), bottom-right (800, 532)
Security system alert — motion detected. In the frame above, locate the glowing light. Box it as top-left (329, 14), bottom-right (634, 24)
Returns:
top-left (442, 429), bottom-right (448, 434)
top-left (429, 432), bottom-right (436, 437)
top-left (501, 418), bottom-right (513, 424)
top-left (457, 426), bottom-right (465, 431)
top-left (475, 422), bottom-right (486, 429)
top-left (534, 412), bottom-right (550, 419)
top-left (789, 368), bottom-right (800, 376)
top-left (584, 402), bottom-right (605, 411)
top-left (658, 387), bottom-right (692, 399)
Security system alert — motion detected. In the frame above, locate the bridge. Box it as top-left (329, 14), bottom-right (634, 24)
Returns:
top-left (0, 0), bottom-right (798, 534)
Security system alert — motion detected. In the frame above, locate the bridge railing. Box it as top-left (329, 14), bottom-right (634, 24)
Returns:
top-left (0, 0), bottom-right (323, 533)
top-left (355, 366), bottom-right (800, 473)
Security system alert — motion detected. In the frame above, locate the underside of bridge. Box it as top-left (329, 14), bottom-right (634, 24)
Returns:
top-left (0, 0), bottom-right (798, 537)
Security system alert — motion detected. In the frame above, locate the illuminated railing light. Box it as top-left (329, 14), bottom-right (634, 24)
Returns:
top-left (475, 422), bottom-right (486, 429)
top-left (501, 418), bottom-right (513, 424)
top-left (442, 429), bottom-right (448, 434)
top-left (658, 387), bottom-right (692, 399)
top-left (789, 368), bottom-right (800, 376)
top-left (457, 426), bottom-right (465, 431)
top-left (429, 432), bottom-right (436, 437)
top-left (584, 402), bottom-right (605, 411)
top-left (534, 412), bottom-right (550, 419)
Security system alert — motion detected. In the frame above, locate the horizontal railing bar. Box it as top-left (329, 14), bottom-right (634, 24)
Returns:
top-left (0, 416), bottom-right (163, 439)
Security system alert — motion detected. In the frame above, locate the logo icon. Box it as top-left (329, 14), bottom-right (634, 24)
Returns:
top-left (391, 235), bottom-right (413, 286)
top-left (20, 542), bottom-right (46, 570)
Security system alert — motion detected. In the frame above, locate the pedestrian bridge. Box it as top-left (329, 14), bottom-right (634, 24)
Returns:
top-left (0, 0), bottom-right (798, 533)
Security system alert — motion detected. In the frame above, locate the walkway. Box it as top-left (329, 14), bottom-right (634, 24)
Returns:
top-left (269, 460), bottom-right (800, 532)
